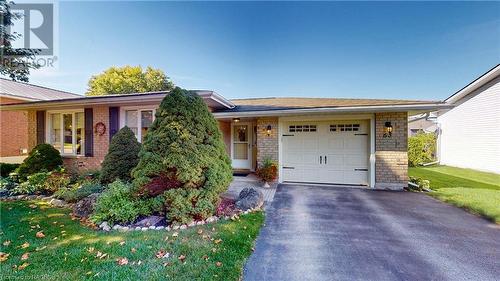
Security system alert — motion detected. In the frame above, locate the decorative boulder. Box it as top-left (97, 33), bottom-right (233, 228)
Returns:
top-left (131, 215), bottom-right (166, 228)
top-left (235, 188), bottom-right (264, 211)
top-left (73, 193), bottom-right (99, 218)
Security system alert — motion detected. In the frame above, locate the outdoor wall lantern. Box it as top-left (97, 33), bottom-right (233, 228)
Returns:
top-left (265, 125), bottom-right (272, 136)
top-left (233, 118), bottom-right (240, 123)
top-left (384, 121), bottom-right (393, 138)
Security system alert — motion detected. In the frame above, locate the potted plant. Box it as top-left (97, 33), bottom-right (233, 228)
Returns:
top-left (256, 157), bottom-right (278, 188)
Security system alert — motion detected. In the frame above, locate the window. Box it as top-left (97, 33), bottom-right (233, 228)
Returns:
top-left (48, 111), bottom-right (84, 156)
top-left (123, 108), bottom-right (155, 142)
top-left (330, 124), bottom-right (360, 132)
top-left (289, 125), bottom-right (317, 132)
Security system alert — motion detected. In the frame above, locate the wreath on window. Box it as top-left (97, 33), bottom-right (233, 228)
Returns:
top-left (95, 122), bottom-right (106, 136)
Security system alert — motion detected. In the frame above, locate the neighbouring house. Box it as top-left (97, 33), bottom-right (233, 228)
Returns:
top-left (0, 91), bottom-right (449, 189)
top-left (0, 78), bottom-right (80, 163)
top-left (437, 64), bottom-right (500, 174)
top-left (408, 112), bottom-right (438, 136)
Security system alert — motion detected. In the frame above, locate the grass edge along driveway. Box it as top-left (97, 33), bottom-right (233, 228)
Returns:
top-left (409, 165), bottom-right (500, 224)
top-left (0, 200), bottom-right (264, 280)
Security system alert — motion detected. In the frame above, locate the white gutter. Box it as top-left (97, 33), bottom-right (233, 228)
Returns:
top-left (213, 103), bottom-right (452, 118)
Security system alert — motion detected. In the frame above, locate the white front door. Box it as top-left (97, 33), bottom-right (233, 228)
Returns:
top-left (231, 123), bottom-right (253, 169)
top-left (282, 121), bottom-right (369, 185)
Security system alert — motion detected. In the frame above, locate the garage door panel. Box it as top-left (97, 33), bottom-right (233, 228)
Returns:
top-left (344, 171), bottom-right (368, 185)
top-left (345, 154), bottom-right (368, 167)
top-left (324, 154), bottom-right (344, 169)
top-left (344, 137), bottom-right (367, 150)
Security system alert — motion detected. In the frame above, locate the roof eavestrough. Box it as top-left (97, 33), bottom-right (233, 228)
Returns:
top-left (212, 103), bottom-right (452, 118)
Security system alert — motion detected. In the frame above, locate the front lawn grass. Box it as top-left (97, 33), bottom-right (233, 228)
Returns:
top-left (409, 165), bottom-right (500, 223)
top-left (0, 200), bottom-right (264, 280)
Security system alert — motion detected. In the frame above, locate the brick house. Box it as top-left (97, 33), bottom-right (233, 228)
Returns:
top-left (1, 91), bottom-right (449, 190)
top-left (0, 78), bottom-right (80, 163)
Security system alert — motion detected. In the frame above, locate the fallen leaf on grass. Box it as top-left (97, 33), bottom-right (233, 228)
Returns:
top-left (202, 255), bottom-right (209, 261)
top-left (0, 252), bottom-right (10, 262)
top-left (197, 229), bottom-right (203, 235)
top-left (216, 261), bottom-right (222, 267)
top-left (172, 232), bottom-right (179, 237)
top-left (36, 231), bottom-right (45, 238)
top-left (18, 262), bottom-right (29, 270)
top-left (96, 251), bottom-right (108, 259)
top-left (119, 241), bottom-right (125, 246)
top-left (87, 247), bottom-right (95, 253)
top-left (116, 257), bottom-right (128, 266)
top-left (2, 240), bottom-right (11, 246)
top-left (20, 242), bottom-right (30, 249)
top-left (211, 248), bottom-right (217, 253)
top-left (35, 246), bottom-right (47, 251)
top-left (155, 250), bottom-right (169, 259)
top-left (29, 204), bottom-right (37, 209)
top-left (131, 248), bottom-right (137, 253)
top-left (214, 239), bottom-right (222, 244)
top-left (21, 253), bottom-right (29, 260)
top-left (178, 255), bottom-right (186, 262)
top-left (163, 262), bottom-right (171, 267)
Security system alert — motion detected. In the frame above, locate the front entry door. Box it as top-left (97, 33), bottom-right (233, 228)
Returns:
top-left (232, 123), bottom-right (253, 169)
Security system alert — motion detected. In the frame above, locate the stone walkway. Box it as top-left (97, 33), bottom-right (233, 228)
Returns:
top-left (224, 174), bottom-right (277, 204)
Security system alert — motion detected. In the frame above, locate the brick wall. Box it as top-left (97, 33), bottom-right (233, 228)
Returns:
top-left (256, 117), bottom-right (279, 168)
top-left (375, 112), bottom-right (408, 190)
top-left (63, 106), bottom-right (109, 174)
top-left (0, 97), bottom-right (29, 157)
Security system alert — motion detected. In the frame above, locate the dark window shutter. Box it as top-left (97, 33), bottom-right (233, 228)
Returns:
top-left (109, 107), bottom-right (120, 141)
top-left (36, 111), bottom-right (46, 145)
top-left (84, 108), bottom-right (93, 157)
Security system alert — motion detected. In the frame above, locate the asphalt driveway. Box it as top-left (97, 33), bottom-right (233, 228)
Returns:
top-left (243, 184), bottom-right (500, 281)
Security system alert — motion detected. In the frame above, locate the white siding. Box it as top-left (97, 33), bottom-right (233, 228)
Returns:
top-left (438, 76), bottom-right (500, 174)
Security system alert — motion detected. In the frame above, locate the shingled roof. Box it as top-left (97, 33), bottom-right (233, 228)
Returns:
top-left (0, 78), bottom-right (80, 101)
top-left (224, 97), bottom-right (441, 112)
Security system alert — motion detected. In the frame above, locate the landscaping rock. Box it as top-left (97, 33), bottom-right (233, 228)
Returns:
top-left (121, 226), bottom-right (129, 232)
top-left (131, 215), bottom-right (165, 228)
top-left (156, 226), bottom-right (165, 230)
top-left (0, 189), bottom-right (10, 198)
top-left (25, 195), bottom-right (38, 200)
top-left (235, 188), bottom-right (264, 211)
top-left (72, 193), bottom-right (99, 218)
top-left (141, 227), bottom-right (148, 231)
top-left (113, 225), bottom-right (121, 230)
top-left (100, 222), bottom-right (111, 232)
top-left (135, 227), bottom-right (141, 231)
top-left (50, 198), bottom-right (66, 207)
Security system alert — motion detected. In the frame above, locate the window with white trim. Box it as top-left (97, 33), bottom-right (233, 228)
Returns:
top-left (124, 109), bottom-right (155, 142)
top-left (48, 111), bottom-right (84, 156)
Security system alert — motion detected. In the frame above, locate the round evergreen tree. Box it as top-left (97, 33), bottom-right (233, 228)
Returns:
top-left (100, 126), bottom-right (141, 184)
top-left (132, 87), bottom-right (232, 223)
top-left (16, 143), bottom-right (63, 180)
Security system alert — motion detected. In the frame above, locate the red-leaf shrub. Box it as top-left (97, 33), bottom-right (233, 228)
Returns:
top-left (216, 197), bottom-right (237, 217)
top-left (138, 171), bottom-right (182, 197)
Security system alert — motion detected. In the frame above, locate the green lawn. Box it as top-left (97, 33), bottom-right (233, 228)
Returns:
top-left (0, 200), bottom-right (264, 280)
top-left (409, 165), bottom-right (500, 223)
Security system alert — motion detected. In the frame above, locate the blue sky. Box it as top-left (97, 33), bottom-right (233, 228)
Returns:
top-left (27, 1), bottom-right (499, 100)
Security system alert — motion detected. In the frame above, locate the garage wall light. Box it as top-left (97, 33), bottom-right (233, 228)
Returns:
top-left (384, 121), bottom-right (393, 138)
top-left (265, 125), bottom-right (272, 136)
top-left (233, 118), bottom-right (240, 123)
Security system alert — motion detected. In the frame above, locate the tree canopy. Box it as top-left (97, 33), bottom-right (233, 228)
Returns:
top-left (86, 66), bottom-right (174, 96)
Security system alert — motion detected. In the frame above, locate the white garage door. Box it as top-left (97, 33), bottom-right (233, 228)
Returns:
top-left (282, 120), bottom-right (369, 185)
